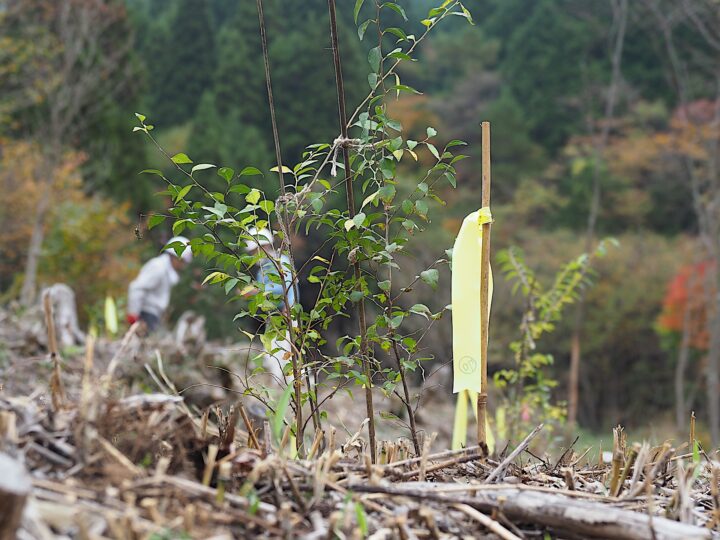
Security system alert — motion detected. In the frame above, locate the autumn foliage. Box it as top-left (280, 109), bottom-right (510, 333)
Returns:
top-left (658, 261), bottom-right (713, 350)
top-left (0, 139), bottom-right (140, 312)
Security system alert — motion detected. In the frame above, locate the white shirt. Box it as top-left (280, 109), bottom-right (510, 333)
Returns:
top-left (127, 253), bottom-right (180, 318)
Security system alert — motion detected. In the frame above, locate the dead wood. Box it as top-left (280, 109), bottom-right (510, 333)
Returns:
top-left (0, 453), bottom-right (31, 540)
top-left (350, 483), bottom-right (713, 540)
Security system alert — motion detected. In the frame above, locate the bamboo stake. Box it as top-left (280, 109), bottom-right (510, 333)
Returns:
top-left (327, 0), bottom-right (377, 463)
top-left (256, 0), bottom-right (303, 457)
top-left (478, 121), bottom-right (492, 448)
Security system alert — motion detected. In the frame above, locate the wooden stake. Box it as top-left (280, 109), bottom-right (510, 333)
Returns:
top-left (478, 121), bottom-right (492, 448)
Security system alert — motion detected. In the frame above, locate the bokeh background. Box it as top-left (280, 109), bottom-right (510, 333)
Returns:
top-left (2, 0), bottom-right (720, 444)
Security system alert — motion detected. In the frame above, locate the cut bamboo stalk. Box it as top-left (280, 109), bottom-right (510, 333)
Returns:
top-left (0, 453), bottom-right (30, 540)
top-left (239, 404), bottom-right (261, 450)
top-left (690, 410), bottom-right (696, 450)
top-left (478, 121), bottom-right (492, 448)
top-left (202, 444), bottom-right (218, 486)
top-left (43, 290), bottom-right (65, 411)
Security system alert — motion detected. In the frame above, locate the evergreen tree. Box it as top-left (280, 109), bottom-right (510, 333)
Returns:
top-left (148, 0), bottom-right (216, 127)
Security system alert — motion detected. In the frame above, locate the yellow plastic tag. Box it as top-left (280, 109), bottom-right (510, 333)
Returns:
top-left (451, 208), bottom-right (493, 393)
top-left (451, 390), bottom-right (495, 451)
top-left (104, 295), bottom-right (118, 336)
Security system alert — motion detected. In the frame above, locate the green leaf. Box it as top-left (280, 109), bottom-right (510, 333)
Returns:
top-left (272, 384), bottom-right (294, 446)
top-left (384, 27), bottom-right (407, 41)
top-left (378, 280), bottom-right (391, 292)
top-left (426, 126), bottom-right (437, 138)
top-left (140, 169), bottom-right (165, 177)
top-left (406, 140), bottom-right (418, 150)
top-left (270, 165), bottom-right (292, 174)
top-left (386, 119), bottom-right (402, 132)
top-left (135, 112), bottom-right (146, 122)
top-left (353, 0), bottom-right (365, 23)
top-left (378, 184), bottom-right (396, 202)
top-left (415, 200), bottom-right (428, 218)
top-left (355, 503), bottom-right (368, 536)
top-left (175, 184), bottom-right (192, 202)
top-left (381, 2), bottom-right (407, 20)
top-left (389, 314), bottom-right (404, 329)
top-left (427, 143), bottom-right (440, 160)
top-left (446, 139), bottom-right (467, 147)
top-left (246, 189), bottom-right (261, 205)
top-left (420, 269), bottom-right (439, 289)
top-left (202, 271), bottom-right (230, 285)
top-left (229, 183), bottom-right (251, 194)
top-left (171, 153), bottom-right (192, 164)
top-left (172, 219), bottom-right (189, 235)
top-left (402, 199), bottom-right (413, 214)
top-left (259, 200), bottom-right (275, 214)
top-left (362, 191), bottom-right (378, 208)
top-left (410, 303), bottom-right (431, 318)
top-left (445, 171), bottom-right (457, 188)
top-left (391, 84), bottom-right (421, 95)
top-left (191, 163), bottom-right (216, 173)
top-left (202, 203), bottom-right (227, 218)
top-left (368, 46), bottom-right (381, 72)
top-left (217, 167), bottom-right (234, 183)
top-left (147, 214), bottom-right (166, 230)
top-left (224, 278), bottom-right (239, 295)
top-left (239, 166), bottom-right (263, 177)
top-left (353, 212), bottom-right (366, 229)
top-left (358, 19), bottom-right (372, 40)
top-left (388, 51), bottom-right (412, 61)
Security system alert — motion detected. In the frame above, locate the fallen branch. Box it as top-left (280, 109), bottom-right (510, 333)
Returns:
top-left (350, 484), bottom-right (712, 540)
top-left (486, 423), bottom-right (544, 483)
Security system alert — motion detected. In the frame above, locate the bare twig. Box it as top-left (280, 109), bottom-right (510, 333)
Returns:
top-left (486, 424), bottom-right (545, 483)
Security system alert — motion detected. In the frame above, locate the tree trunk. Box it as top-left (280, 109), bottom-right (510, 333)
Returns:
top-left (0, 453), bottom-right (31, 540)
top-left (675, 294), bottom-right (692, 430)
top-left (675, 329), bottom-right (691, 430)
top-left (568, 323), bottom-right (582, 425)
top-left (567, 0), bottom-right (627, 426)
top-left (20, 184), bottom-right (51, 307)
top-left (706, 263), bottom-right (720, 446)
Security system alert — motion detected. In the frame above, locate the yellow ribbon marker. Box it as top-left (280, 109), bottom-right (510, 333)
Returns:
top-left (104, 295), bottom-right (118, 336)
top-left (451, 207), bottom-right (494, 451)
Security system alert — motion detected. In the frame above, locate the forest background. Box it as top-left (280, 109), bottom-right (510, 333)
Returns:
top-left (1, 0), bottom-right (719, 444)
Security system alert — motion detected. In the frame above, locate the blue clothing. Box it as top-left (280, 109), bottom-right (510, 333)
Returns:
top-left (256, 253), bottom-right (297, 309)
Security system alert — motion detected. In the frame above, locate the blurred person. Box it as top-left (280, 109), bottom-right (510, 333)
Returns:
top-left (241, 227), bottom-right (298, 380)
top-left (126, 236), bottom-right (192, 333)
